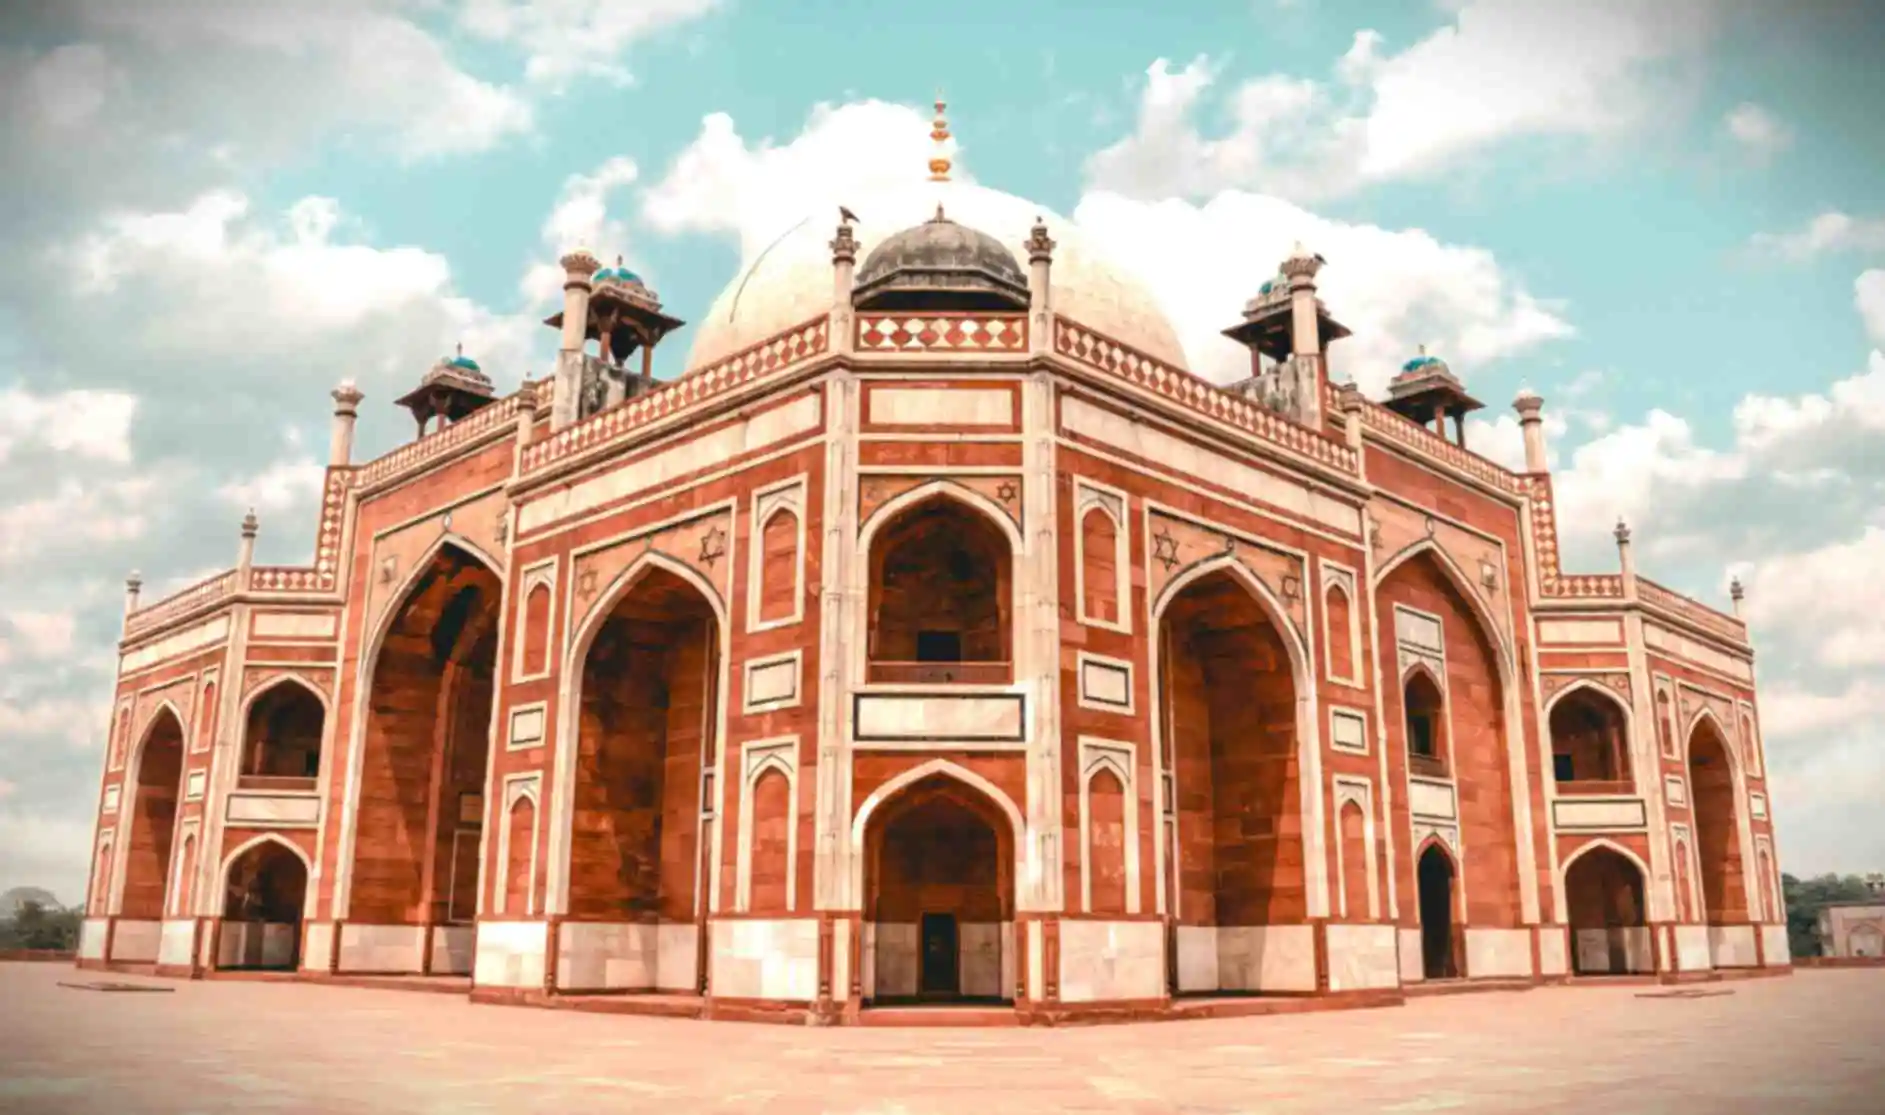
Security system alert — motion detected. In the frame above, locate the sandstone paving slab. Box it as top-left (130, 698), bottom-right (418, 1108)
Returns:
top-left (2, 964), bottom-right (1881, 1114)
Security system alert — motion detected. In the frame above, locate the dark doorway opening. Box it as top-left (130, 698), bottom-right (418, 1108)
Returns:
top-left (1418, 844), bottom-right (1459, 980)
top-left (920, 912), bottom-right (960, 996)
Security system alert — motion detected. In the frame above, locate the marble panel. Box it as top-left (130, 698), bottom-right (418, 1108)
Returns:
top-left (110, 919), bottom-right (161, 963)
top-left (1408, 778), bottom-right (1457, 821)
top-left (867, 921), bottom-right (916, 998)
top-left (1709, 924), bottom-right (1760, 969)
top-left (158, 918), bottom-right (196, 967)
top-left (78, 918), bottom-right (108, 961)
top-left (1058, 919), bottom-right (1162, 1003)
top-left (337, 923), bottom-right (424, 973)
top-left (868, 387), bottom-right (1014, 427)
top-left (960, 921), bottom-right (1013, 999)
top-left (1325, 923), bottom-right (1400, 991)
top-left (1673, 925), bottom-right (1713, 971)
top-left (121, 615), bottom-right (230, 675)
top-left (1398, 928), bottom-right (1424, 982)
top-left (557, 921), bottom-right (657, 991)
top-left (853, 693), bottom-right (1024, 742)
top-left (1217, 924), bottom-right (1316, 993)
top-left (709, 917), bottom-right (820, 1002)
top-left (1538, 619), bottom-right (1623, 645)
top-left (657, 923), bottom-right (699, 992)
top-left (1761, 924), bottom-right (1791, 967)
top-left (1551, 797), bottom-right (1648, 831)
top-left (225, 791), bottom-right (321, 827)
top-left (301, 922), bottom-right (332, 971)
top-left (432, 925), bottom-right (475, 975)
top-left (1464, 927), bottom-right (1533, 978)
top-left (472, 921), bottom-right (548, 989)
top-left (252, 612), bottom-right (338, 639)
top-left (1174, 926), bottom-right (1219, 993)
top-left (1538, 927), bottom-right (1568, 977)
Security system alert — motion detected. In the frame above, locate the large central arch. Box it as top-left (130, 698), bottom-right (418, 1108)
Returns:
top-left (1374, 544), bottom-right (1526, 935)
top-left (1150, 557), bottom-right (1314, 994)
top-left (342, 537), bottom-right (502, 969)
top-left (855, 763), bottom-right (1020, 1004)
top-left (120, 706), bottom-right (187, 921)
top-left (1687, 713), bottom-right (1749, 927)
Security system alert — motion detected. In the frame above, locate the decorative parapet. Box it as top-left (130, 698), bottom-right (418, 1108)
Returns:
top-left (1517, 473), bottom-right (1620, 599)
top-left (1345, 383), bottom-right (1524, 496)
top-left (1639, 577), bottom-right (1748, 645)
top-left (855, 313), bottom-right (1027, 353)
top-left (1053, 317), bottom-right (1359, 474)
top-left (123, 570), bottom-right (237, 638)
top-left (520, 315), bottom-right (830, 477)
top-left (354, 388), bottom-right (532, 491)
top-left (248, 566), bottom-right (326, 593)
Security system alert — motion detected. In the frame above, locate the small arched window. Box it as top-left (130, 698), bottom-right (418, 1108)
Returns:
top-left (1403, 670), bottom-right (1447, 776)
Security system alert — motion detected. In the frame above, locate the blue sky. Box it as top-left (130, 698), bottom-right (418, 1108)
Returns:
top-left (2, 0), bottom-right (1882, 904)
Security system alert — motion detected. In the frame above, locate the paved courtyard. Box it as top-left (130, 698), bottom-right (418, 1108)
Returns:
top-left (2, 964), bottom-right (1881, 1114)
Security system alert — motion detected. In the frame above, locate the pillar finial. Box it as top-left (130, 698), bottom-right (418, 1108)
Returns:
top-left (1613, 516), bottom-right (1631, 546)
top-left (241, 507), bottom-right (259, 539)
top-left (928, 98), bottom-right (953, 183)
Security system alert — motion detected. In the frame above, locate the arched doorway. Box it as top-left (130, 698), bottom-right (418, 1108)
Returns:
top-left (220, 840), bottom-right (309, 971)
top-left (1687, 718), bottom-right (1747, 926)
top-left (566, 562), bottom-right (720, 993)
top-left (866, 493), bottom-right (1013, 685)
top-left (1376, 550), bottom-right (1518, 937)
top-left (241, 680), bottom-right (326, 785)
top-left (1549, 687), bottom-right (1632, 789)
top-left (1564, 845), bottom-right (1649, 975)
top-left (862, 772), bottom-right (1015, 1004)
top-left (1417, 843), bottom-right (1459, 980)
top-left (122, 708), bottom-right (187, 920)
top-left (1156, 565), bottom-right (1303, 994)
top-left (350, 542), bottom-right (501, 959)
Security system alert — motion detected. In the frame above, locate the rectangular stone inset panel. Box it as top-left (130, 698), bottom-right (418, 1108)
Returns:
top-left (508, 705), bottom-right (545, 749)
top-left (1538, 618), bottom-right (1624, 645)
top-left (1407, 777), bottom-right (1456, 821)
top-left (866, 387), bottom-right (1015, 428)
top-left (1643, 622), bottom-right (1754, 682)
top-left (225, 791), bottom-right (321, 827)
top-left (518, 393), bottom-right (821, 533)
top-left (102, 785), bottom-right (120, 814)
top-left (1750, 792), bottom-right (1768, 819)
top-left (1664, 775), bottom-right (1688, 808)
top-left (121, 614), bottom-right (230, 675)
top-left (251, 611), bottom-right (339, 640)
top-left (744, 653), bottom-right (801, 712)
top-left (1060, 396), bottom-right (1363, 534)
top-left (853, 693), bottom-right (1026, 743)
top-left (185, 770), bottom-right (207, 800)
top-left (1551, 797), bottom-right (1648, 831)
top-left (1330, 708), bottom-right (1368, 754)
top-left (1076, 653), bottom-right (1132, 712)
top-left (1395, 608), bottom-right (1443, 653)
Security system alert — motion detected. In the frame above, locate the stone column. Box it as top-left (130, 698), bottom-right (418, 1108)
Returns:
top-left (552, 249), bottom-right (599, 430)
top-left (123, 571), bottom-right (142, 619)
top-left (1282, 243), bottom-right (1324, 428)
top-left (329, 380), bottom-right (364, 467)
top-left (1615, 518), bottom-right (1636, 603)
top-left (237, 509), bottom-right (258, 585)
top-left (1336, 382), bottom-right (1366, 481)
top-left (1730, 576), bottom-right (1746, 620)
top-left (1026, 217), bottom-right (1055, 356)
top-left (830, 220), bottom-right (858, 357)
top-left (1514, 390), bottom-right (1548, 473)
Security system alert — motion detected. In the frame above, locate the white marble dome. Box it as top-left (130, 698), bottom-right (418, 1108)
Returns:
top-left (684, 180), bottom-right (1188, 372)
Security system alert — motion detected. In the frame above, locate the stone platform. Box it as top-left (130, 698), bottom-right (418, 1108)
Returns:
top-left (3, 962), bottom-right (1880, 1113)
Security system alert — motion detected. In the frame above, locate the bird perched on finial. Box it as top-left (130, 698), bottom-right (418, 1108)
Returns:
top-left (839, 205), bottom-right (860, 225)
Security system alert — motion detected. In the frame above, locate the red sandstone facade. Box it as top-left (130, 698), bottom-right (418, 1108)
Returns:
top-left (76, 163), bottom-right (1788, 1023)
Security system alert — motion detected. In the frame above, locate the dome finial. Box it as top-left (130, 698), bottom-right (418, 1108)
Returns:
top-left (455, 341), bottom-right (463, 358)
top-left (928, 96), bottom-right (953, 183)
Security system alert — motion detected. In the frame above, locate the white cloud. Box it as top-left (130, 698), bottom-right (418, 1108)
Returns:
top-left (1723, 102), bottom-right (1791, 157)
top-left (1739, 527), bottom-right (1885, 670)
top-left (61, 190), bottom-right (537, 394)
top-left (459, 0), bottom-right (724, 89)
top-left (1857, 270), bottom-right (1885, 344)
top-left (0, 478), bottom-right (153, 569)
top-left (0, 695), bottom-right (107, 753)
top-left (522, 156), bottom-right (642, 306)
top-left (1751, 213), bottom-right (1885, 260)
top-left (67, 0), bottom-right (534, 161)
top-left (218, 457), bottom-right (326, 517)
top-left (645, 100), bottom-right (1571, 391)
top-left (1073, 190), bottom-right (1572, 388)
top-left (0, 386), bottom-right (137, 464)
top-left (1085, 1), bottom-right (1719, 203)
top-left (0, 610), bottom-right (77, 665)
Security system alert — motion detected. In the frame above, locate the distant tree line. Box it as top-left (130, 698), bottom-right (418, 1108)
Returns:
top-left (0, 900), bottom-right (81, 952)
top-left (1783, 873), bottom-right (1877, 958)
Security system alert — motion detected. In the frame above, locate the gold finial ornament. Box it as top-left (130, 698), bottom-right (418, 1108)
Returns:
top-left (928, 98), bottom-right (953, 182)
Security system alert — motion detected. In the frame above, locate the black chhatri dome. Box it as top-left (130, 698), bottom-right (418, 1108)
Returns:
top-left (851, 203), bottom-right (1030, 313)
